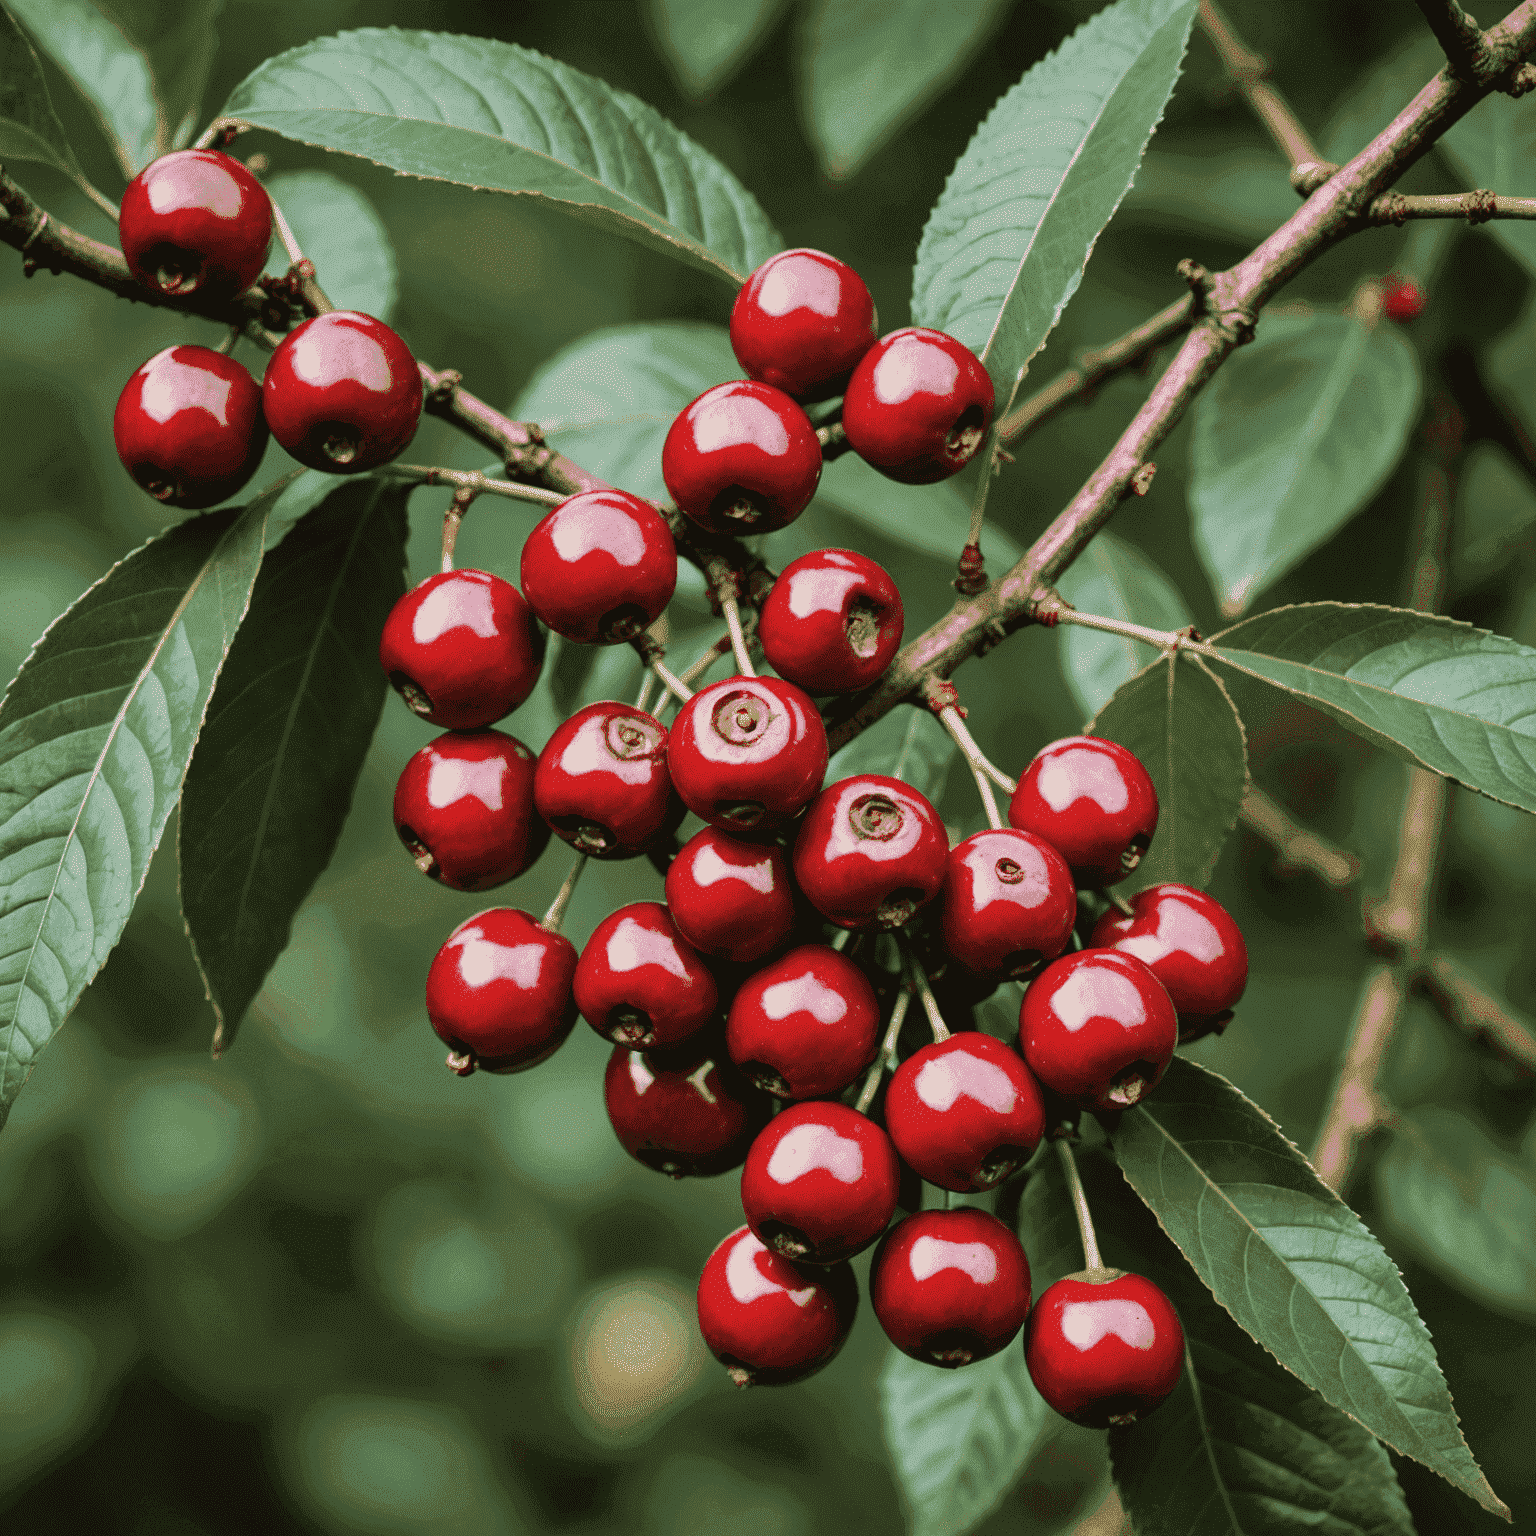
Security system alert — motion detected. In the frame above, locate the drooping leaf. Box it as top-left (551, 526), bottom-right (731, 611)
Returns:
top-left (0, 5), bottom-right (99, 197)
top-left (1203, 603), bottom-right (1536, 814)
top-left (1441, 85), bottom-right (1536, 281)
top-left (827, 707), bottom-right (956, 806)
top-left (178, 481), bottom-right (408, 1052)
top-left (263, 170), bottom-right (398, 322)
top-left (911, 0), bottom-right (1197, 402)
top-left (218, 28), bottom-right (782, 286)
top-left (1188, 313), bottom-right (1421, 617)
top-left (1112, 1057), bottom-right (1507, 1517)
top-left (647, 0), bottom-right (786, 97)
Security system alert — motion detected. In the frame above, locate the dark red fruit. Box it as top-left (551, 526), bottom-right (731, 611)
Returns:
top-left (662, 380), bottom-right (822, 535)
top-left (1008, 735), bottom-right (1159, 888)
top-left (393, 730), bottom-right (547, 891)
top-left (519, 488), bottom-right (677, 643)
top-left (118, 149), bottom-right (271, 298)
top-left (1019, 950), bottom-right (1177, 1112)
top-left (378, 570), bottom-right (543, 729)
top-left (696, 1224), bottom-right (858, 1387)
top-left (726, 944), bottom-right (880, 1100)
top-left (1025, 1270), bottom-right (1185, 1427)
top-left (665, 826), bottom-right (797, 963)
top-left (841, 328), bottom-right (995, 484)
top-left (113, 345), bottom-right (267, 508)
top-left (1380, 274), bottom-right (1425, 322)
top-left (758, 548), bottom-right (903, 695)
top-left (534, 702), bottom-right (672, 859)
top-left (940, 829), bottom-right (1076, 980)
top-left (573, 901), bottom-right (718, 1050)
top-left (730, 248), bottom-right (879, 402)
top-left (263, 310), bottom-right (422, 472)
top-left (425, 908), bottom-right (576, 1075)
top-left (870, 1208), bottom-right (1031, 1367)
top-left (669, 675), bottom-right (828, 832)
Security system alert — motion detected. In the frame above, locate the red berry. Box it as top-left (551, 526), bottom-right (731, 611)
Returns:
top-left (792, 775), bottom-right (947, 931)
top-left (662, 380), bottom-right (822, 535)
top-left (696, 1224), bottom-right (858, 1387)
top-left (425, 908), bottom-right (576, 1075)
top-left (758, 549), bottom-right (903, 695)
top-left (573, 901), bottom-right (718, 1050)
top-left (263, 310), bottom-right (422, 472)
top-left (113, 345), bottom-right (268, 508)
top-left (118, 149), bottom-right (271, 298)
top-left (664, 826), bottom-right (797, 964)
top-left (519, 488), bottom-right (677, 643)
top-left (841, 328), bottom-right (994, 484)
top-left (741, 1101), bottom-right (901, 1264)
top-left (726, 944), bottom-right (880, 1099)
top-left (1008, 736), bottom-right (1158, 888)
top-left (1025, 1271), bottom-right (1185, 1427)
top-left (1019, 950), bottom-right (1177, 1112)
top-left (1380, 274), bottom-right (1426, 322)
top-left (730, 249), bottom-right (879, 402)
top-left (884, 1033), bottom-right (1046, 1193)
top-left (378, 570), bottom-right (543, 730)
top-left (869, 1208), bottom-right (1031, 1367)
top-left (940, 829), bottom-right (1077, 980)
top-left (669, 675), bottom-right (828, 832)
top-left (393, 730), bottom-right (547, 891)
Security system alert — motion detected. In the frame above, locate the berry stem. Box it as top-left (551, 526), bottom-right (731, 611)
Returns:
top-left (1056, 1137), bottom-right (1105, 1272)
top-left (380, 465), bottom-right (566, 508)
top-left (268, 194), bottom-right (335, 317)
top-left (651, 658), bottom-right (694, 704)
top-left (440, 485), bottom-right (474, 573)
top-left (678, 631), bottom-right (734, 689)
top-left (934, 702), bottom-right (1016, 793)
top-left (829, 928), bottom-right (852, 952)
top-left (721, 594), bottom-right (755, 677)
top-left (1047, 602), bottom-right (1208, 655)
top-left (216, 325), bottom-right (241, 357)
top-left (854, 984), bottom-right (913, 1114)
top-left (904, 946), bottom-right (950, 1043)
top-left (633, 671), bottom-right (654, 713)
top-left (541, 853), bottom-right (588, 933)
top-left (1106, 889), bottom-right (1135, 918)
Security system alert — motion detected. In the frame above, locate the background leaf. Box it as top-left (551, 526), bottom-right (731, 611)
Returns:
top-left (647, 0), bottom-right (786, 98)
top-left (0, 5), bottom-right (99, 198)
top-left (262, 170), bottom-right (398, 322)
top-left (1440, 88), bottom-right (1536, 282)
top-left (1321, 34), bottom-right (1443, 165)
top-left (827, 707), bottom-right (956, 805)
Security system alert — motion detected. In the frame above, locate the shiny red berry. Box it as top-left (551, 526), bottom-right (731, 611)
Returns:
top-left (573, 901), bottom-right (718, 1050)
top-left (119, 149), bottom-right (272, 298)
top-left (662, 380), bottom-right (822, 535)
top-left (1025, 1270), bottom-right (1185, 1427)
top-left (669, 675), bottom-right (828, 832)
top-left (1008, 736), bottom-right (1158, 888)
top-left (263, 310), bottom-right (422, 472)
top-left (726, 944), bottom-right (880, 1099)
top-left (1019, 950), bottom-right (1177, 1112)
top-left (113, 345), bottom-right (267, 509)
top-left (842, 328), bottom-right (994, 484)
top-left (425, 908), bottom-right (576, 1075)
top-left (792, 775), bottom-right (947, 930)
top-left (1380, 274), bottom-right (1425, 322)
top-left (378, 570), bottom-right (543, 730)
top-left (730, 249), bottom-right (879, 402)
top-left (758, 548), bottom-right (903, 695)
top-left (870, 1208), bottom-right (1031, 1367)
top-left (664, 826), bottom-right (797, 964)
top-left (696, 1224), bottom-right (858, 1387)
top-left (534, 702), bottom-right (672, 859)
top-left (393, 730), bottom-right (547, 891)
top-left (940, 829), bottom-right (1076, 980)
top-left (519, 488), bottom-right (677, 643)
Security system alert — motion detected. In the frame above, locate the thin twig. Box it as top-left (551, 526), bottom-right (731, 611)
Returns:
top-left (1239, 785), bottom-right (1362, 889)
top-left (651, 659), bottom-right (694, 704)
top-left (934, 703), bottom-right (1008, 828)
top-left (904, 946), bottom-right (950, 1043)
top-left (378, 464), bottom-right (564, 508)
top-left (1055, 1139), bottom-right (1105, 1272)
top-left (721, 594), bottom-right (755, 676)
top-left (855, 986), bottom-right (913, 1115)
top-left (1414, 954), bottom-right (1536, 1074)
top-left (541, 854), bottom-right (588, 933)
top-left (1197, 0), bottom-right (1322, 168)
top-left (1367, 189), bottom-right (1536, 222)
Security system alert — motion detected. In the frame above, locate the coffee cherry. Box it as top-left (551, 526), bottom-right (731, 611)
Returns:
top-left (665, 826), bottom-right (797, 964)
top-left (1380, 274), bottom-right (1426, 323)
top-left (727, 944), bottom-right (880, 1099)
top-left (1008, 736), bottom-right (1158, 888)
top-left (378, 570), bottom-right (543, 729)
top-left (1019, 950), bottom-right (1177, 1112)
top-left (792, 775), bottom-right (947, 930)
top-left (940, 829), bottom-right (1076, 980)
top-left (730, 249), bottom-right (879, 402)
top-left (118, 149), bottom-right (271, 298)
top-left (425, 908), bottom-right (577, 1075)
top-left (669, 675), bottom-right (828, 832)
top-left (519, 488), bottom-right (677, 643)
top-left (884, 1033), bottom-right (1046, 1193)
top-left (697, 1224), bottom-right (859, 1387)
top-left (393, 730), bottom-right (547, 890)
top-left (574, 901), bottom-right (718, 1050)
top-left (263, 310), bottom-right (422, 472)
top-left (662, 380), bottom-right (822, 535)
top-left (741, 1101), bottom-right (901, 1264)
top-left (758, 549), bottom-right (903, 695)
top-left (1025, 1270), bottom-right (1185, 1427)
top-left (842, 328), bottom-right (995, 484)
top-left (113, 345), bottom-right (268, 508)
top-left (870, 1208), bottom-right (1031, 1367)
top-left (1090, 882), bottom-right (1248, 1043)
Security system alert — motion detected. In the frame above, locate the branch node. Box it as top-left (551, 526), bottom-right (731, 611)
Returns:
top-left (1031, 587), bottom-right (1070, 628)
top-left (1466, 187), bottom-right (1499, 225)
top-left (1376, 191), bottom-right (1411, 227)
top-left (1507, 61), bottom-right (1536, 96)
top-left (954, 542), bottom-right (988, 596)
top-left (426, 368), bottom-right (463, 403)
top-left (1290, 160), bottom-right (1340, 196)
top-left (921, 677), bottom-right (963, 717)
top-left (1214, 304), bottom-right (1260, 346)
top-left (1129, 462), bottom-right (1158, 497)
top-left (1176, 258), bottom-right (1212, 299)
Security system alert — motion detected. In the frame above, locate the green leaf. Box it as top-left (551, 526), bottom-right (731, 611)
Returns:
top-left (1321, 34), bottom-right (1444, 165)
top-left (0, 494), bottom-right (273, 1128)
top-left (1121, 146), bottom-right (1300, 244)
top-left (827, 706), bottom-right (956, 805)
top-left (1441, 87), bottom-right (1536, 281)
top-left (1112, 1057), bottom-right (1507, 1517)
top-left (1450, 443), bottom-right (1536, 590)
top-left (797, 0), bottom-right (1014, 182)
top-left (911, 0), bottom-right (1197, 402)
top-left (0, 5), bottom-right (98, 196)
top-left (263, 171), bottom-right (398, 322)
top-left (1087, 652), bottom-right (1247, 890)
top-left (178, 481), bottom-right (407, 1052)
top-left (1188, 313), bottom-right (1421, 617)
top-left (647, 0), bottom-right (786, 98)
top-left (218, 28), bottom-right (782, 286)
top-left (1203, 602), bottom-right (1536, 814)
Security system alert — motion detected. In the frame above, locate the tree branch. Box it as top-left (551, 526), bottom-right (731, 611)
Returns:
top-left (1239, 784), bottom-right (1362, 889)
top-left (1416, 0), bottom-right (1495, 81)
top-left (1197, 0), bottom-right (1321, 168)
top-left (1415, 954), bottom-right (1536, 1074)
top-left (1366, 188), bottom-right (1536, 222)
